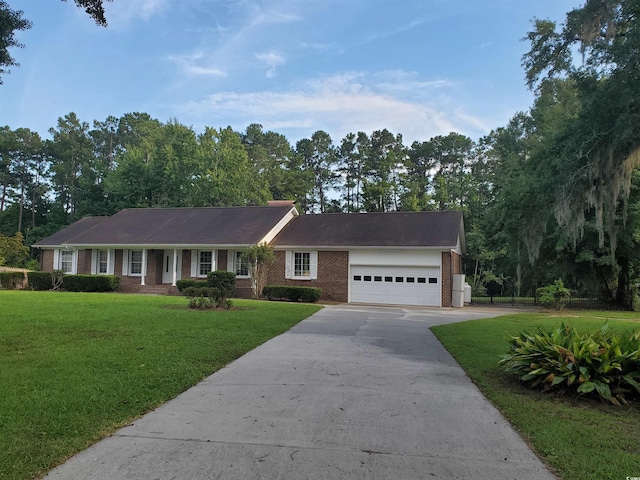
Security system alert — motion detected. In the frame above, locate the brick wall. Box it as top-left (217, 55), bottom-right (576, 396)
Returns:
top-left (441, 251), bottom-right (452, 307)
top-left (267, 250), bottom-right (349, 302)
top-left (41, 250), bottom-right (53, 271)
top-left (116, 249), bottom-right (165, 292)
top-left (77, 250), bottom-right (91, 274)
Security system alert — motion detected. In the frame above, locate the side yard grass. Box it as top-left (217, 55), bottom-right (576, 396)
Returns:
top-left (0, 291), bottom-right (321, 480)
top-left (432, 311), bottom-right (640, 480)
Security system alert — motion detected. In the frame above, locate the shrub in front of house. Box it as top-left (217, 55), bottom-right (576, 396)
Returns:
top-left (536, 279), bottom-right (570, 310)
top-left (500, 322), bottom-right (640, 405)
top-left (27, 271), bottom-right (54, 291)
top-left (62, 275), bottom-right (120, 292)
top-left (0, 271), bottom-right (25, 289)
top-left (183, 286), bottom-right (232, 310)
top-left (176, 279), bottom-right (208, 292)
top-left (263, 285), bottom-right (321, 303)
top-left (207, 271), bottom-right (236, 298)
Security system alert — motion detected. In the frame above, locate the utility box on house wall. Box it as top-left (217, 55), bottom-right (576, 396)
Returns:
top-left (452, 274), bottom-right (465, 308)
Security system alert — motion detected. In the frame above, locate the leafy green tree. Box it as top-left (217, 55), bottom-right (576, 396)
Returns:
top-left (0, 231), bottom-right (28, 266)
top-left (47, 113), bottom-right (98, 218)
top-left (522, 0), bottom-right (640, 254)
top-left (194, 126), bottom-right (270, 207)
top-left (295, 131), bottom-right (338, 213)
top-left (241, 124), bottom-right (298, 201)
top-left (361, 129), bottom-right (405, 212)
top-left (241, 243), bottom-right (276, 299)
top-left (337, 131), bottom-right (369, 212)
top-left (0, 1), bottom-right (30, 84)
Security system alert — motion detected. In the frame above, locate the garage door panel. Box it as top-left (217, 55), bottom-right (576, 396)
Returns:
top-left (350, 266), bottom-right (440, 306)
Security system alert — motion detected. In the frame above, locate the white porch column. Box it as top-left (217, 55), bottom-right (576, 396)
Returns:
top-left (141, 249), bottom-right (147, 286)
top-left (172, 248), bottom-right (178, 286)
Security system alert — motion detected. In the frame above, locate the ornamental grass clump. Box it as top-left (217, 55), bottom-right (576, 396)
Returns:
top-left (500, 322), bottom-right (640, 405)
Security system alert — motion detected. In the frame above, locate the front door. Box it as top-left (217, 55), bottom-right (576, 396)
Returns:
top-left (162, 249), bottom-right (182, 284)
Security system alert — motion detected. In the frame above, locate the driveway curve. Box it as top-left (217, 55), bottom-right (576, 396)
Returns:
top-left (45, 305), bottom-right (555, 480)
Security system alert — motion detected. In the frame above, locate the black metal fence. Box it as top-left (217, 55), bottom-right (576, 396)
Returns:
top-left (471, 291), bottom-right (627, 310)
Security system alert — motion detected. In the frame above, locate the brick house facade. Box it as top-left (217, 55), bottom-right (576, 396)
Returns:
top-left (35, 206), bottom-right (466, 307)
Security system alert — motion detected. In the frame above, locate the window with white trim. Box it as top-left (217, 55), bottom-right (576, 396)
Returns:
top-left (60, 250), bottom-right (74, 273)
top-left (294, 252), bottom-right (311, 277)
top-left (129, 250), bottom-right (143, 275)
top-left (235, 251), bottom-right (249, 277)
top-left (98, 250), bottom-right (108, 274)
top-left (199, 251), bottom-right (212, 276)
top-left (285, 250), bottom-right (317, 280)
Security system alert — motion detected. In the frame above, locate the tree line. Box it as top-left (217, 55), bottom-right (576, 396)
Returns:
top-left (1, 0), bottom-right (638, 307)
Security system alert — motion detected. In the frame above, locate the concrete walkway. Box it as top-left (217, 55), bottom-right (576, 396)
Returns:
top-left (45, 305), bottom-right (555, 480)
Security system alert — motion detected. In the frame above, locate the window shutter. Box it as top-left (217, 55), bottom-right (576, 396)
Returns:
top-left (285, 251), bottom-right (292, 279)
top-left (211, 250), bottom-right (217, 272)
top-left (107, 249), bottom-right (115, 275)
top-left (310, 251), bottom-right (318, 280)
top-left (227, 250), bottom-right (235, 272)
top-left (122, 249), bottom-right (129, 276)
top-left (53, 249), bottom-right (60, 270)
top-left (91, 250), bottom-right (97, 275)
top-left (72, 250), bottom-right (78, 274)
top-left (191, 250), bottom-right (198, 277)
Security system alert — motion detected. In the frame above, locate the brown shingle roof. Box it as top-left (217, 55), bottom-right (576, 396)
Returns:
top-left (34, 206), bottom-right (295, 247)
top-left (272, 211), bottom-right (464, 249)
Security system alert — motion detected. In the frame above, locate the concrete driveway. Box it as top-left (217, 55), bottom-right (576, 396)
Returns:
top-left (45, 305), bottom-right (555, 480)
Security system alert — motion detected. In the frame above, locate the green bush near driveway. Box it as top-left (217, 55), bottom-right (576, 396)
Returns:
top-left (432, 312), bottom-right (640, 480)
top-left (500, 322), bottom-right (640, 405)
top-left (0, 291), bottom-right (321, 480)
top-left (263, 285), bottom-right (322, 302)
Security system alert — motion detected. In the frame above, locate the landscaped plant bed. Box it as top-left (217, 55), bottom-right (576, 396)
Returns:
top-left (432, 311), bottom-right (640, 480)
top-left (0, 291), bottom-right (321, 480)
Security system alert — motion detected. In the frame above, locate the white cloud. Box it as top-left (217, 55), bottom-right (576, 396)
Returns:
top-left (175, 71), bottom-right (482, 143)
top-left (168, 51), bottom-right (227, 77)
top-left (255, 51), bottom-right (286, 78)
top-left (105, 0), bottom-right (167, 25)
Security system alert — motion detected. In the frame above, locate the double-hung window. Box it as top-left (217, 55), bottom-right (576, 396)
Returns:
top-left (60, 250), bottom-right (74, 273)
top-left (191, 250), bottom-right (216, 278)
top-left (235, 251), bottom-right (249, 277)
top-left (129, 250), bottom-right (143, 275)
top-left (199, 251), bottom-right (212, 276)
top-left (294, 252), bottom-right (311, 277)
top-left (285, 251), bottom-right (317, 280)
top-left (98, 250), bottom-right (108, 274)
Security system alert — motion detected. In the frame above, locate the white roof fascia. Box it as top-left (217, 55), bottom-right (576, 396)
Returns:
top-left (258, 206), bottom-right (299, 245)
top-left (272, 245), bottom-right (458, 251)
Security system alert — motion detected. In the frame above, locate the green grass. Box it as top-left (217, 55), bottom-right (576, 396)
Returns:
top-left (0, 291), bottom-right (321, 480)
top-left (432, 311), bottom-right (640, 480)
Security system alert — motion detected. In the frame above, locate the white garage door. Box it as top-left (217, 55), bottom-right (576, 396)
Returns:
top-left (350, 266), bottom-right (440, 306)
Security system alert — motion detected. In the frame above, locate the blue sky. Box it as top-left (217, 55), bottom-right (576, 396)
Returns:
top-left (2, 0), bottom-right (582, 145)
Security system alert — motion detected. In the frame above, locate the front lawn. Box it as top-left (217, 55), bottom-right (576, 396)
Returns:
top-left (432, 311), bottom-right (640, 480)
top-left (0, 291), bottom-right (321, 480)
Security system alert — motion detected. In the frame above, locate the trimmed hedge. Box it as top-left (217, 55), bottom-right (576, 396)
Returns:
top-left (207, 271), bottom-right (236, 298)
top-left (0, 271), bottom-right (25, 290)
top-left (62, 275), bottom-right (120, 292)
top-left (176, 279), bottom-right (208, 292)
top-left (27, 271), bottom-right (53, 291)
top-left (263, 285), bottom-right (321, 303)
